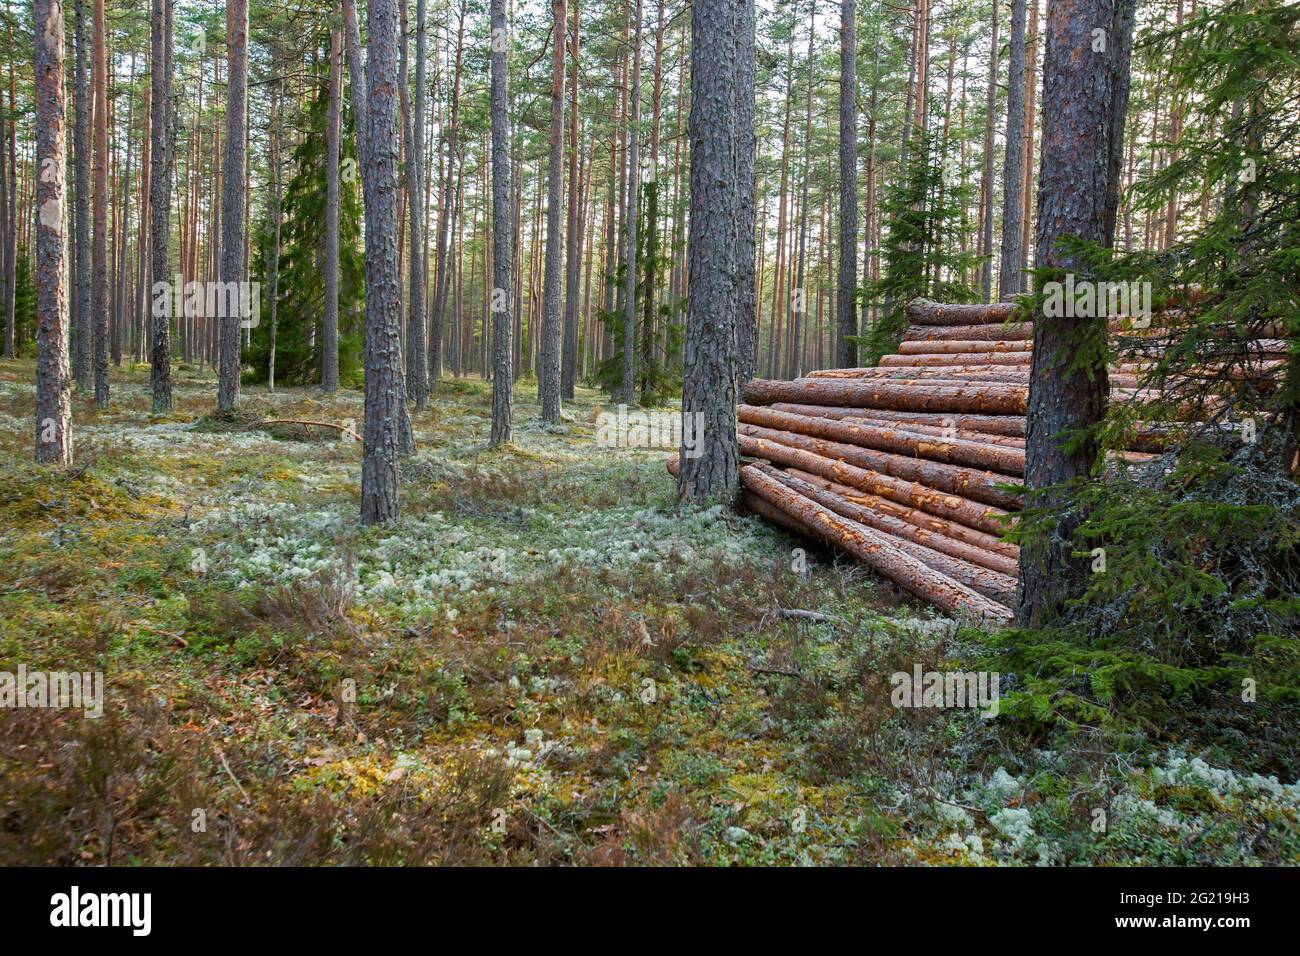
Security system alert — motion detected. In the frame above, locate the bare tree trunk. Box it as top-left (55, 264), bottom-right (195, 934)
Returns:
top-left (216, 0), bottom-right (247, 413)
top-left (266, 78), bottom-right (282, 391)
top-left (998, 0), bottom-right (1027, 296)
top-left (1018, 0), bottom-right (1133, 624)
top-left (489, 0), bottom-right (513, 446)
top-left (149, 0), bottom-right (172, 411)
top-left (787, 8), bottom-right (814, 380)
top-left (561, 0), bottom-right (580, 400)
top-left (360, 0), bottom-right (409, 523)
top-left (322, 26), bottom-right (342, 393)
top-left (678, 0), bottom-right (739, 505)
top-left (978, 0), bottom-right (999, 301)
top-left (404, 0), bottom-right (429, 407)
top-left (735, 0), bottom-right (758, 384)
top-left (34, 0), bottom-right (73, 463)
top-left (430, 4), bottom-right (466, 386)
top-left (73, 0), bottom-right (91, 389)
top-left (619, 0), bottom-right (642, 404)
top-left (91, 0), bottom-right (109, 405)
top-left (836, 0), bottom-right (857, 368)
top-left (539, 0), bottom-right (567, 420)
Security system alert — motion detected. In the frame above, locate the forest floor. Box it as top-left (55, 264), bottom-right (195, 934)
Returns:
top-left (2, 357), bottom-right (1298, 865)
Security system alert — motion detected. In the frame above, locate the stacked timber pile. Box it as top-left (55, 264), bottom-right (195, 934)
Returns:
top-left (710, 298), bottom-right (1239, 626)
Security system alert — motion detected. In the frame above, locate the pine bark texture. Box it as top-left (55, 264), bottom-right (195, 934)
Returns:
top-left (677, 0), bottom-right (739, 505)
top-left (72, 0), bottom-right (91, 390)
top-left (404, 0), bottom-right (428, 407)
top-left (734, 0), bottom-right (758, 384)
top-left (360, 0), bottom-right (410, 524)
top-left (34, 0), bottom-right (73, 464)
top-left (217, 0), bottom-right (248, 413)
top-left (149, 0), bottom-right (172, 412)
top-left (998, 0), bottom-right (1027, 296)
top-left (323, 27), bottom-right (342, 393)
top-left (836, 0), bottom-right (857, 367)
top-left (539, 0), bottom-right (566, 421)
top-left (488, 0), bottom-right (513, 447)
top-left (1017, 0), bottom-right (1133, 624)
top-left (91, 0), bottom-right (108, 405)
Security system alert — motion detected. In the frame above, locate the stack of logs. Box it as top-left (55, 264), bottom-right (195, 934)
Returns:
top-left (692, 299), bottom-right (1194, 626)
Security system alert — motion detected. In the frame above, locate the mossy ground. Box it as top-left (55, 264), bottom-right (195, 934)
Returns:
top-left (1, 357), bottom-right (1296, 865)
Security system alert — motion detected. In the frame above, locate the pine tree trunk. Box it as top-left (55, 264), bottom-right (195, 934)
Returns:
top-left (735, 0), bottom-right (758, 384)
top-left (1017, 0), bottom-right (1134, 624)
top-left (322, 26), bottom-right (342, 394)
top-left (430, 5), bottom-right (466, 386)
top-left (216, 0), bottom-right (247, 413)
top-left (149, 0), bottom-right (172, 412)
top-left (404, 0), bottom-right (428, 407)
top-left (73, 0), bottom-right (91, 389)
top-left (489, 0), bottom-right (513, 446)
top-left (360, 0), bottom-right (409, 524)
top-left (836, 0), bottom-right (857, 368)
top-left (978, 0), bottom-right (999, 301)
top-left (998, 0), bottom-right (1027, 296)
top-left (266, 78), bottom-right (282, 391)
top-left (91, 0), bottom-right (109, 406)
top-left (561, 0), bottom-right (581, 400)
top-left (619, 0), bottom-right (642, 405)
top-left (678, 0), bottom-right (739, 506)
top-left (538, 0), bottom-right (567, 420)
top-left (34, 0), bottom-right (73, 463)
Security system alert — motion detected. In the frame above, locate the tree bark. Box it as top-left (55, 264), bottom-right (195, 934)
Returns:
top-left (678, 0), bottom-right (739, 506)
top-left (489, 0), bottom-right (513, 446)
top-left (34, 0), bottom-right (73, 464)
top-left (73, 0), bottom-right (91, 390)
top-left (322, 26), bottom-right (343, 394)
top-left (1017, 0), bottom-right (1133, 624)
top-left (735, 0), bottom-right (758, 384)
top-left (536, 0), bottom-right (566, 421)
top-left (216, 0), bottom-right (248, 413)
top-left (978, 0), bottom-right (999, 301)
top-left (403, 0), bottom-right (428, 407)
top-left (836, 0), bottom-right (857, 368)
top-left (91, 0), bottom-right (109, 405)
top-left (619, 0), bottom-right (642, 405)
top-left (149, 0), bottom-right (172, 412)
top-left (561, 0), bottom-right (581, 400)
top-left (360, 0), bottom-right (410, 524)
top-left (998, 0), bottom-right (1027, 296)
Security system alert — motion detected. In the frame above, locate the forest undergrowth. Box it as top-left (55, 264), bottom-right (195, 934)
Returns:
top-left (1, 358), bottom-right (1297, 865)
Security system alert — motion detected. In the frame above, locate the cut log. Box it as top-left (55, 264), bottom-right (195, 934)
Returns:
top-left (881, 351), bottom-right (1033, 367)
top-left (808, 365), bottom-right (1033, 384)
top-left (743, 378), bottom-right (1030, 415)
top-left (904, 323), bottom-right (1033, 342)
top-left (739, 423), bottom-right (1023, 509)
top-left (756, 464), bottom-right (1019, 584)
top-left (898, 339), bottom-right (1033, 355)
top-left (784, 468), bottom-right (1020, 564)
top-left (738, 404), bottom-right (1025, 476)
top-left (741, 466), bottom-right (1014, 624)
top-left (769, 405), bottom-right (1030, 438)
top-left (767, 407), bottom-right (1026, 447)
top-left (738, 432), bottom-right (1013, 535)
top-left (907, 298), bottom-right (1020, 326)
